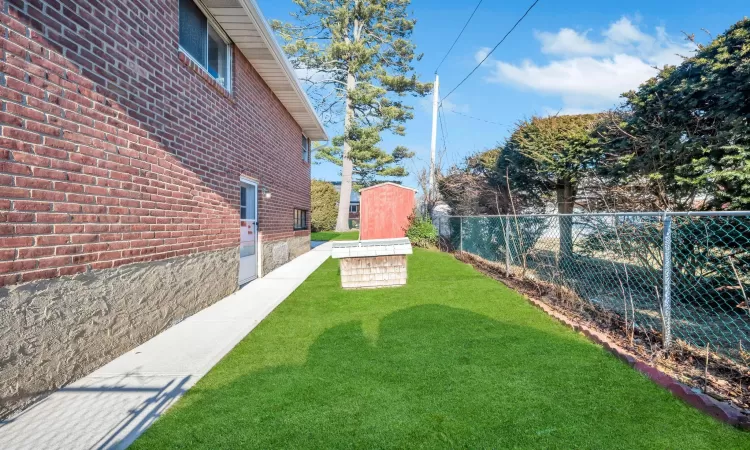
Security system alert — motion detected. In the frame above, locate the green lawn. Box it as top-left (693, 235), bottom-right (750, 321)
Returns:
top-left (132, 249), bottom-right (746, 449)
top-left (311, 230), bottom-right (360, 241)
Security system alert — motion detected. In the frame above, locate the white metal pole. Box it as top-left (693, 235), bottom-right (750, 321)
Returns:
top-left (428, 74), bottom-right (440, 200)
top-left (459, 216), bottom-right (463, 253)
top-left (505, 218), bottom-right (511, 277)
top-left (662, 216), bottom-right (673, 349)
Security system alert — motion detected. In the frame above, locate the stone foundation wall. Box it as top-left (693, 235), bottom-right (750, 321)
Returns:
top-left (0, 247), bottom-right (238, 418)
top-left (339, 255), bottom-right (407, 289)
top-left (262, 235), bottom-right (310, 275)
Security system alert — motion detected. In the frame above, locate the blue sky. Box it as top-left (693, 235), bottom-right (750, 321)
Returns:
top-left (257, 0), bottom-right (748, 190)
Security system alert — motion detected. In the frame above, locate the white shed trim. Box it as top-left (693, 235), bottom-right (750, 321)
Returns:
top-left (359, 182), bottom-right (418, 193)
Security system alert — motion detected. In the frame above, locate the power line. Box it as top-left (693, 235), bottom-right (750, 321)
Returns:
top-left (441, 0), bottom-right (540, 104)
top-left (438, 106), bottom-right (449, 163)
top-left (439, 105), bottom-right (459, 167)
top-left (438, 106), bottom-right (449, 143)
top-left (434, 0), bottom-right (484, 74)
top-left (445, 108), bottom-right (505, 127)
top-left (438, 108), bottom-right (447, 148)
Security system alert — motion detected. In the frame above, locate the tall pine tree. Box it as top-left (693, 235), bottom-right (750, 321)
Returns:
top-left (272, 0), bottom-right (430, 231)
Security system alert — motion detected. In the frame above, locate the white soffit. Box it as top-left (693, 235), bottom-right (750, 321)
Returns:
top-left (202, 0), bottom-right (328, 141)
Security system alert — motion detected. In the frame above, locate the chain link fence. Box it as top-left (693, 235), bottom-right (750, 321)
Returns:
top-left (436, 212), bottom-right (750, 364)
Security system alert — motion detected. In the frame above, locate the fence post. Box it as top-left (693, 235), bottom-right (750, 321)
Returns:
top-left (504, 218), bottom-right (511, 276)
top-left (662, 215), bottom-right (673, 349)
top-left (459, 217), bottom-right (463, 253)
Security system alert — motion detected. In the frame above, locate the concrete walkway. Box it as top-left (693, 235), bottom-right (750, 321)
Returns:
top-left (0, 242), bottom-right (333, 450)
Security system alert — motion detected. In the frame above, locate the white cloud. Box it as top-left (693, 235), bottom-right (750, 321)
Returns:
top-left (604, 17), bottom-right (652, 44)
top-left (535, 18), bottom-right (675, 59)
top-left (474, 47), bottom-right (492, 63)
top-left (481, 16), bottom-right (695, 113)
top-left (495, 54), bottom-right (656, 108)
top-left (535, 29), bottom-right (611, 56)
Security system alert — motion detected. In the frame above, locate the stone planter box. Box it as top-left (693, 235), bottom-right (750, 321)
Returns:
top-left (331, 238), bottom-right (413, 289)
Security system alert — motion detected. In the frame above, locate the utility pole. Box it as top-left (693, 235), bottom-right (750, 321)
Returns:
top-left (429, 74), bottom-right (440, 202)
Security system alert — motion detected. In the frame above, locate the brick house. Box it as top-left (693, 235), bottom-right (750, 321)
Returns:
top-left (332, 181), bottom-right (360, 228)
top-left (0, 0), bottom-right (326, 415)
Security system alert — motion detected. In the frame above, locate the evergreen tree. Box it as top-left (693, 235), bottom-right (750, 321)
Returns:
top-left (599, 18), bottom-right (750, 210)
top-left (272, 0), bottom-right (431, 230)
top-left (310, 180), bottom-right (339, 232)
top-left (498, 114), bottom-right (604, 258)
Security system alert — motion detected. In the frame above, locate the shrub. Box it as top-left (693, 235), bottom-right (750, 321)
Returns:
top-left (405, 213), bottom-right (438, 248)
top-left (600, 18), bottom-right (750, 210)
top-left (311, 180), bottom-right (338, 232)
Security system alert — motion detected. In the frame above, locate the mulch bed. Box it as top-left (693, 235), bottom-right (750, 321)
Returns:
top-left (454, 251), bottom-right (750, 429)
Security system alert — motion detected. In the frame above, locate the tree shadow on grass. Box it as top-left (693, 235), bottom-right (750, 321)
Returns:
top-left (133, 305), bottom-right (744, 449)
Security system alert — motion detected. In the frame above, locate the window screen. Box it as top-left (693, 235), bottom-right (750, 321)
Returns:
top-left (208, 25), bottom-right (228, 84)
top-left (179, 0), bottom-right (207, 67)
top-left (302, 136), bottom-right (310, 162)
top-left (179, 0), bottom-right (231, 89)
top-left (240, 184), bottom-right (257, 220)
top-left (240, 186), bottom-right (246, 219)
top-left (294, 209), bottom-right (307, 230)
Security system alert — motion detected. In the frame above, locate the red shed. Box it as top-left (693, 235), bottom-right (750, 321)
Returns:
top-left (360, 183), bottom-right (417, 240)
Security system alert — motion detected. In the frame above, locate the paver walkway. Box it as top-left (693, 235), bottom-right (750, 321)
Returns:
top-left (0, 242), bottom-right (333, 450)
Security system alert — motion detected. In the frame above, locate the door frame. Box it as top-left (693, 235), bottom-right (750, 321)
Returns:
top-left (239, 176), bottom-right (260, 284)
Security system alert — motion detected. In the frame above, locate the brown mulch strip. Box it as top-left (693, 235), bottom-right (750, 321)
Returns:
top-left (454, 251), bottom-right (750, 429)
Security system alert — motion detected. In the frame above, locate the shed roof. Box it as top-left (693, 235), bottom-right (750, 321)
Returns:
top-left (359, 182), bottom-right (418, 193)
top-left (201, 0), bottom-right (327, 141)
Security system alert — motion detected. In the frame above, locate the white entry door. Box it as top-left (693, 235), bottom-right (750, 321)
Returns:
top-left (239, 180), bottom-right (258, 285)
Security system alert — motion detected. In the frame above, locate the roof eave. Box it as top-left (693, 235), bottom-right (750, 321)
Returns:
top-left (217, 0), bottom-right (328, 141)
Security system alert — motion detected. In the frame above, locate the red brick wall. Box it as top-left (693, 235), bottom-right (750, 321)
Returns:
top-left (0, 0), bottom-right (312, 287)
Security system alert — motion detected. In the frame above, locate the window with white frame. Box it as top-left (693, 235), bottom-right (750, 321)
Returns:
top-left (302, 135), bottom-right (311, 163)
top-left (179, 0), bottom-right (231, 89)
top-left (349, 204), bottom-right (359, 214)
